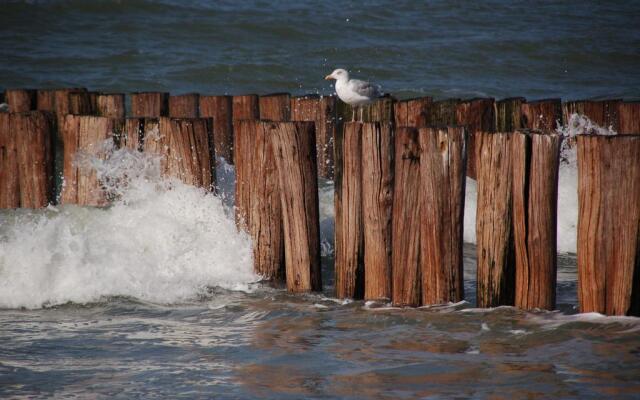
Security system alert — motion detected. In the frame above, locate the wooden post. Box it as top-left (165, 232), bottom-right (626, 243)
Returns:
top-left (563, 100), bottom-right (620, 131)
top-left (335, 122), bottom-right (364, 299)
top-left (456, 98), bottom-right (495, 179)
top-left (394, 97), bottom-right (432, 127)
top-left (392, 127), bottom-right (422, 306)
top-left (512, 131), bottom-right (561, 310)
top-left (96, 93), bottom-right (125, 119)
top-left (36, 90), bottom-right (57, 112)
top-left (419, 126), bottom-right (467, 305)
top-left (290, 95), bottom-right (337, 179)
top-left (521, 99), bottom-right (562, 131)
top-left (0, 113), bottom-right (18, 208)
top-left (429, 99), bottom-right (459, 126)
top-left (200, 95), bottom-right (234, 163)
top-left (5, 89), bottom-right (36, 112)
top-left (233, 120), bottom-right (254, 230)
top-left (232, 94), bottom-right (260, 121)
top-left (495, 97), bottom-right (525, 132)
top-left (617, 102), bottom-right (640, 134)
top-left (259, 93), bottom-right (291, 121)
top-left (577, 134), bottom-right (640, 316)
top-left (475, 132), bottom-right (515, 307)
top-left (169, 93), bottom-right (199, 118)
top-left (122, 117), bottom-right (156, 152)
top-left (361, 97), bottom-right (395, 122)
top-left (269, 121), bottom-right (321, 292)
top-left (68, 91), bottom-right (95, 115)
top-left (362, 122), bottom-right (394, 301)
top-left (130, 92), bottom-right (169, 117)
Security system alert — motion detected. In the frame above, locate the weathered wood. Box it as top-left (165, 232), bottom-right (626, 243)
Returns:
top-left (290, 95), bottom-right (337, 179)
top-left (394, 97), bottom-right (432, 127)
top-left (429, 99), bottom-right (459, 126)
top-left (162, 118), bottom-right (213, 189)
top-left (512, 131), bottom-right (561, 310)
top-left (232, 94), bottom-right (260, 121)
top-left (130, 92), bottom-right (169, 117)
top-left (495, 97), bottom-right (525, 132)
top-left (419, 126), bottom-right (467, 305)
top-left (475, 132), bottom-right (515, 308)
top-left (169, 93), bottom-right (200, 118)
top-left (392, 127), bottom-right (422, 306)
top-left (456, 98), bottom-right (495, 179)
top-left (577, 135), bottom-right (640, 316)
top-left (520, 99), bottom-right (562, 131)
top-left (233, 120), bottom-right (254, 230)
top-left (269, 121), bottom-right (321, 292)
top-left (361, 97), bottom-right (395, 122)
top-left (36, 90), bottom-right (57, 112)
top-left (122, 118), bottom-right (146, 151)
top-left (563, 100), bottom-right (620, 131)
top-left (200, 95), bottom-right (234, 163)
top-left (617, 102), bottom-right (640, 134)
top-left (335, 122), bottom-right (364, 299)
top-left (361, 122), bottom-right (394, 301)
top-left (96, 93), bottom-right (125, 119)
top-left (260, 93), bottom-right (291, 121)
top-left (0, 113), bottom-right (19, 207)
top-left (5, 89), bottom-right (36, 112)
top-left (68, 91), bottom-right (95, 115)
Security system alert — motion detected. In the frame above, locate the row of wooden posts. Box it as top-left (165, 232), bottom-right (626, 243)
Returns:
top-left (1, 88), bottom-right (639, 316)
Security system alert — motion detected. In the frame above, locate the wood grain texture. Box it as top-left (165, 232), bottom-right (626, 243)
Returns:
top-left (36, 90), bottom-right (57, 112)
top-left (563, 100), bottom-right (620, 131)
top-left (68, 91), bottom-right (95, 115)
top-left (260, 93), bottom-right (291, 121)
top-left (0, 113), bottom-right (19, 208)
top-left (269, 121), bottom-right (321, 292)
top-left (5, 89), bottom-right (36, 112)
top-left (232, 95), bottom-right (260, 121)
top-left (495, 97), bottom-right (525, 132)
top-left (96, 93), bottom-right (125, 119)
top-left (200, 95), bottom-right (234, 163)
top-left (428, 99), bottom-right (459, 126)
top-left (233, 120), bottom-right (255, 231)
top-left (618, 102), bottom-right (640, 134)
top-left (123, 118), bottom-right (144, 151)
top-left (520, 99), bottom-right (562, 131)
top-left (577, 134), bottom-right (640, 316)
top-left (164, 118), bottom-right (213, 189)
top-left (456, 98), bottom-right (495, 179)
top-left (419, 126), bottom-right (467, 305)
top-left (130, 92), bottom-right (169, 117)
top-left (361, 122), bottom-right (394, 301)
top-left (394, 97), bottom-right (432, 127)
top-left (391, 127), bottom-right (421, 306)
top-left (169, 93), bottom-right (200, 118)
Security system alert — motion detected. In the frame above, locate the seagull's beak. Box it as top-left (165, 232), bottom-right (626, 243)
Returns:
top-left (324, 75), bottom-right (333, 80)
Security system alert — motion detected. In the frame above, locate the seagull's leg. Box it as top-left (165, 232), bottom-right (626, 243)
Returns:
top-left (351, 107), bottom-right (356, 122)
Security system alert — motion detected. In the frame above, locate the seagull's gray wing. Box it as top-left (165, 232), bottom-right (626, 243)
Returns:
top-left (349, 79), bottom-right (382, 98)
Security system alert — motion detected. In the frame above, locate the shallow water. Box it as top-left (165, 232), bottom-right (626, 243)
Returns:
top-left (2, 1), bottom-right (640, 398)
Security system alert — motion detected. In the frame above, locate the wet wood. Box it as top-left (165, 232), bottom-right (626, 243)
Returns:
top-left (617, 101), bottom-right (640, 134)
top-left (234, 120), bottom-right (255, 230)
top-left (429, 99), bottom-right (459, 126)
top-left (68, 91), bottom-right (95, 115)
top-left (577, 134), bottom-right (640, 316)
top-left (162, 118), bottom-right (213, 189)
top-left (0, 113), bottom-right (19, 207)
top-left (96, 93), bottom-right (125, 119)
top-left (290, 95), bottom-right (337, 179)
top-left (36, 90), bottom-right (57, 112)
top-left (456, 98), bottom-right (495, 179)
top-left (169, 93), bottom-right (200, 118)
top-left (200, 95), bottom-right (234, 163)
top-left (520, 99), bottom-right (562, 131)
top-left (130, 92), bottom-right (169, 117)
top-left (259, 93), bottom-right (291, 121)
top-left (512, 131), bottom-right (561, 311)
top-left (394, 97), bottom-right (432, 127)
top-left (232, 95), bottom-right (260, 121)
top-left (5, 89), bottom-right (36, 112)
top-left (495, 97), bottom-right (525, 132)
top-left (335, 122), bottom-right (364, 299)
top-left (563, 100), bottom-right (620, 131)
top-left (419, 126), bottom-right (467, 305)
top-left (122, 118), bottom-right (147, 151)
top-left (269, 121), bottom-right (321, 292)
top-left (475, 132), bottom-right (515, 308)
top-left (392, 127), bottom-right (421, 307)
top-left (361, 122), bottom-right (394, 301)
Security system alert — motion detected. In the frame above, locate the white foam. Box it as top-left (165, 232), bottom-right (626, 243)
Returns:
top-left (0, 142), bottom-right (257, 309)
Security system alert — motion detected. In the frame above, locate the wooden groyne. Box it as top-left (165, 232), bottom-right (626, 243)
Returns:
top-left (1, 88), bottom-right (639, 315)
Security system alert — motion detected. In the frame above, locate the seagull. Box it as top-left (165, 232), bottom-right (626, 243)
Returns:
top-left (324, 68), bottom-right (382, 106)
top-left (0, 103), bottom-right (8, 112)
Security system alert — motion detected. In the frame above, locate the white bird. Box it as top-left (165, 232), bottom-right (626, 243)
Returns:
top-left (325, 68), bottom-right (382, 106)
top-left (0, 103), bottom-right (8, 112)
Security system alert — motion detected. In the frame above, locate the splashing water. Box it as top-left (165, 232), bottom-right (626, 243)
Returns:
top-left (0, 141), bottom-right (257, 309)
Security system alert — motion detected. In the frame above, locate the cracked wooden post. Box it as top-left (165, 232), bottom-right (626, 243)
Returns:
top-left (521, 99), bottom-right (562, 131)
top-left (512, 131), bottom-right (561, 311)
top-left (162, 117), bottom-right (213, 189)
top-left (200, 95), bottom-right (234, 163)
top-left (0, 112), bottom-right (54, 208)
top-left (233, 119), bottom-right (255, 230)
top-left (577, 134), bottom-right (640, 316)
top-left (617, 101), bottom-right (640, 134)
top-left (394, 97), bottom-right (432, 127)
top-left (456, 98), bottom-right (495, 179)
top-left (260, 93), bottom-right (291, 121)
top-left (169, 93), bottom-right (199, 118)
top-left (419, 126), bottom-right (467, 305)
top-left (5, 89), bottom-right (36, 112)
top-left (269, 121), bottom-right (321, 292)
top-left (392, 127), bottom-right (421, 307)
top-left (495, 97), bottom-right (525, 132)
top-left (130, 92), bottom-right (169, 117)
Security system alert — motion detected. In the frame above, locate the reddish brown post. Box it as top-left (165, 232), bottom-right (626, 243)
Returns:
top-left (419, 126), bottom-right (467, 305)
top-left (290, 95), bottom-right (337, 179)
top-left (512, 131), bottom-right (561, 310)
top-left (577, 134), bottom-right (640, 316)
top-left (130, 92), bottom-right (169, 117)
top-left (123, 118), bottom-right (144, 151)
top-left (394, 97), bottom-right (432, 127)
top-left (36, 90), bottom-right (57, 112)
top-left (521, 99), bottom-right (562, 131)
top-left (0, 113), bottom-right (18, 208)
top-left (161, 118), bottom-right (213, 189)
top-left (495, 97), bottom-right (525, 132)
top-left (334, 122), bottom-right (364, 299)
top-left (391, 127), bottom-right (421, 307)
top-left (96, 93), bottom-right (125, 119)
top-left (200, 95), bottom-right (234, 163)
top-left (169, 93), bottom-right (200, 118)
top-left (456, 98), bottom-right (495, 179)
top-left (259, 93), bottom-right (291, 121)
top-left (232, 94), bottom-right (260, 122)
top-left (361, 122), bottom-right (394, 301)
top-left (269, 121), bottom-right (321, 292)
top-left (617, 102), bottom-right (640, 134)
top-left (5, 89), bottom-right (36, 112)
top-left (233, 120), bottom-right (255, 230)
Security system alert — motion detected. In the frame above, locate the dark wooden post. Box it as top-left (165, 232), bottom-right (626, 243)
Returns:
top-left (495, 97), bottom-right (525, 132)
top-left (512, 131), bottom-right (561, 310)
top-left (577, 134), bottom-right (640, 316)
top-left (456, 98), bottom-right (495, 179)
top-left (290, 95), bottom-right (337, 179)
top-left (268, 121), bottom-right (321, 292)
top-left (169, 93), bottom-right (199, 118)
top-left (259, 93), bottom-right (291, 121)
top-left (96, 93), bottom-right (125, 119)
top-left (0, 113), bottom-right (19, 208)
top-left (520, 99), bottom-right (562, 131)
top-left (362, 122), bottom-right (394, 301)
top-left (233, 119), bottom-right (254, 230)
top-left (475, 132), bottom-right (515, 307)
top-left (429, 99), bottom-right (459, 126)
top-left (200, 95), bottom-right (234, 163)
top-left (233, 94), bottom-right (260, 121)
top-left (5, 89), bottom-right (36, 112)
top-left (563, 100), bottom-right (620, 131)
top-left (419, 126), bottom-right (467, 305)
top-left (68, 91), bottom-right (95, 115)
top-left (617, 102), bottom-right (640, 134)
top-left (335, 122), bottom-right (364, 299)
top-left (392, 127), bottom-right (421, 307)
top-left (394, 97), bottom-right (432, 127)
top-left (130, 92), bottom-right (169, 117)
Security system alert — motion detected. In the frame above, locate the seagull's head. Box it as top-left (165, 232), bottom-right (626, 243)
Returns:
top-left (325, 68), bottom-right (349, 82)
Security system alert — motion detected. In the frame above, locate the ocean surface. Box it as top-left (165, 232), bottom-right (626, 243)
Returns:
top-left (2, 1), bottom-right (640, 398)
